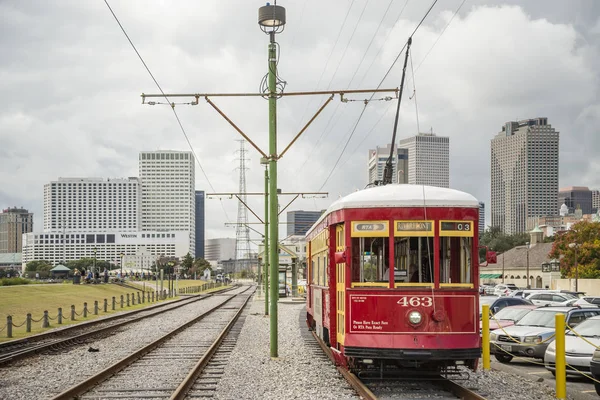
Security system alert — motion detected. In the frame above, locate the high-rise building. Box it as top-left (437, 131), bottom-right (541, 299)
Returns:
top-left (43, 178), bottom-right (140, 232)
top-left (205, 238), bottom-right (236, 262)
top-left (139, 151), bottom-right (195, 255)
top-left (478, 201), bottom-right (485, 234)
top-left (367, 144), bottom-right (408, 184)
top-left (491, 118), bottom-right (559, 234)
top-left (195, 190), bottom-right (205, 258)
top-left (398, 133), bottom-right (449, 188)
top-left (558, 186), bottom-right (592, 215)
top-left (0, 207), bottom-right (33, 253)
top-left (287, 210), bottom-right (323, 236)
top-left (593, 190), bottom-right (600, 214)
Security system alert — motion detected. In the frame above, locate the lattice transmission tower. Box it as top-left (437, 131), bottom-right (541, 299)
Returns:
top-left (234, 139), bottom-right (251, 274)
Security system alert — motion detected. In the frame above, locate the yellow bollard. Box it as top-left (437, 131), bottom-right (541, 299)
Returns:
top-left (482, 304), bottom-right (490, 371)
top-left (555, 313), bottom-right (566, 399)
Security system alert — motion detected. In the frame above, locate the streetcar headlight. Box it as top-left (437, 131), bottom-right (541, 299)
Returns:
top-left (408, 311), bottom-right (422, 325)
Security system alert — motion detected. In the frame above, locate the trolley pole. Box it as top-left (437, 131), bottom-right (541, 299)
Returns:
top-left (268, 30), bottom-right (279, 358)
top-left (264, 166), bottom-right (269, 316)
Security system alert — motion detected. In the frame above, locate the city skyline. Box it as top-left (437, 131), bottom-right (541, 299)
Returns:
top-left (1, 1), bottom-right (599, 239)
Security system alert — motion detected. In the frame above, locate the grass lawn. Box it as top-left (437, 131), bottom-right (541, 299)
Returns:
top-left (0, 283), bottom-right (170, 341)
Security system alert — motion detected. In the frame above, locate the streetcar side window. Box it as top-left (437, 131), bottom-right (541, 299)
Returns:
top-left (439, 237), bottom-right (473, 284)
top-left (350, 237), bottom-right (389, 282)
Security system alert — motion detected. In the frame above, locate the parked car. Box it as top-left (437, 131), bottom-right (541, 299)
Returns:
top-left (484, 283), bottom-right (497, 296)
top-left (526, 292), bottom-right (578, 306)
top-left (574, 297), bottom-right (600, 306)
top-left (494, 283), bottom-right (519, 297)
top-left (590, 348), bottom-right (600, 395)
top-left (489, 306), bottom-right (600, 363)
top-left (479, 296), bottom-right (533, 319)
top-left (480, 304), bottom-right (538, 334)
top-left (544, 315), bottom-right (600, 377)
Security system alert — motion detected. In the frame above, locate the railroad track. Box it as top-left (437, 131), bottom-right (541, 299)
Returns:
top-left (50, 285), bottom-right (254, 400)
top-left (304, 311), bottom-right (487, 399)
top-left (0, 285), bottom-right (236, 366)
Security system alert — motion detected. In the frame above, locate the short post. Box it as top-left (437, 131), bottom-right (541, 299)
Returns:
top-left (120, 295), bottom-right (124, 308)
top-left (83, 303), bottom-right (88, 318)
top-left (58, 308), bottom-right (63, 325)
top-left (71, 305), bottom-right (75, 321)
top-left (112, 296), bottom-right (116, 311)
top-left (137, 292), bottom-right (141, 304)
top-left (555, 313), bottom-right (567, 399)
top-left (482, 304), bottom-right (490, 371)
top-left (103, 299), bottom-right (108, 313)
top-left (94, 301), bottom-right (98, 315)
top-left (42, 311), bottom-right (50, 328)
top-left (6, 316), bottom-right (12, 338)
top-left (131, 293), bottom-right (135, 306)
top-left (126, 293), bottom-right (130, 307)
top-left (142, 291), bottom-right (146, 303)
top-left (152, 291), bottom-right (155, 302)
top-left (26, 313), bottom-right (32, 332)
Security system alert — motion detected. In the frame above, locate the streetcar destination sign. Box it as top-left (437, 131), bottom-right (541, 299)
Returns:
top-left (396, 221), bottom-right (432, 231)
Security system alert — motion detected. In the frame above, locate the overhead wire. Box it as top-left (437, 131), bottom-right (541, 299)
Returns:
top-left (317, 0), bottom-right (439, 191)
top-left (103, 0), bottom-right (231, 221)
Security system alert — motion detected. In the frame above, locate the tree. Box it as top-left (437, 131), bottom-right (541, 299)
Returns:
top-left (25, 260), bottom-right (53, 272)
top-left (180, 252), bottom-right (194, 273)
top-left (548, 221), bottom-right (600, 279)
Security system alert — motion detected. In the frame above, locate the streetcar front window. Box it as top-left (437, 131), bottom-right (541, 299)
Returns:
top-left (439, 237), bottom-right (473, 284)
top-left (350, 237), bottom-right (389, 282)
top-left (394, 237), bottom-right (434, 283)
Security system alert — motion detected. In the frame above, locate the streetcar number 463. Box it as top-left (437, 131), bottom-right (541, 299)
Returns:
top-left (397, 297), bottom-right (433, 307)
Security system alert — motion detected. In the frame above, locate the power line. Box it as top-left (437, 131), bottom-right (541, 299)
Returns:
top-left (317, 0), bottom-right (439, 191)
top-left (103, 0), bottom-right (231, 221)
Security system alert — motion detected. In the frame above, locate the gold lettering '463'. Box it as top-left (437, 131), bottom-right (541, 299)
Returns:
top-left (397, 297), bottom-right (433, 307)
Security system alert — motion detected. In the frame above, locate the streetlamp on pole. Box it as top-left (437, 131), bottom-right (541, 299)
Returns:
top-left (568, 242), bottom-right (580, 292)
top-left (258, 1), bottom-right (286, 358)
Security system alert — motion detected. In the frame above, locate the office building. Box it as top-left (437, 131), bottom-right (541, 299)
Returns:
top-left (0, 207), bottom-right (33, 253)
top-left (491, 118), bottom-right (559, 234)
top-left (21, 230), bottom-right (190, 269)
top-left (195, 190), bottom-right (205, 259)
top-left (558, 186), bottom-right (592, 215)
top-left (43, 178), bottom-right (140, 232)
top-left (287, 210), bottom-right (323, 236)
top-left (398, 133), bottom-right (449, 188)
top-left (367, 144), bottom-right (408, 184)
top-left (478, 202), bottom-right (485, 234)
top-left (590, 189), bottom-right (599, 214)
top-left (139, 151), bottom-right (195, 255)
top-left (205, 238), bottom-right (236, 263)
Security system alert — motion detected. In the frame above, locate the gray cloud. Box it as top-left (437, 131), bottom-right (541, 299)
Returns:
top-left (1, 0), bottom-right (598, 239)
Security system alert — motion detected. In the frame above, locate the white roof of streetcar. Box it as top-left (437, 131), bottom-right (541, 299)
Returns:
top-left (310, 184), bottom-right (479, 233)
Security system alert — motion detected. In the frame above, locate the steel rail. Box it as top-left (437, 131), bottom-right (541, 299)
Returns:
top-left (170, 289), bottom-right (252, 399)
top-left (311, 331), bottom-right (377, 400)
top-left (0, 286), bottom-right (236, 365)
top-left (51, 286), bottom-right (252, 400)
top-left (436, 376), bottom-right (488, 400)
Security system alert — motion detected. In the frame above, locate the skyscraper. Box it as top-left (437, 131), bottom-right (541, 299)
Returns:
top-left (195, 190), bottom-right (205, 258)
top-left (287, 210), bottom-right (323, 236)
top-left (398, 133), bottom-right (449, 188)
top-left (139, 151), bottom-right (195, 255)
top-left (367, 144), bottom-right (408, 185)
top-left (0, 207), bottom-right (33, 253)
top-left (491, 118), bottom-right (559, 234)
top-left (43, 178), bottom-right (140, 232)
top-left (558, 186), bottom-right (592, 215)
top-left (478, 201), bottom-right (485, 234)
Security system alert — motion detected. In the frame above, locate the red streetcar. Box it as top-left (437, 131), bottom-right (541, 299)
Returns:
top-left (305, 184), bottom-right (483, 373)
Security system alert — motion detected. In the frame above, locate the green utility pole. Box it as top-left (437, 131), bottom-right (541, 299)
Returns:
top-left (268, 31), bottom-right (279, 358)
top-left (264, 166), bottom-right (269, 316)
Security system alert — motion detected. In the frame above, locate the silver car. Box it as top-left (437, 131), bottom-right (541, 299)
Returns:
top-left (489, 307), bottom-right (600, 363)
top-left (544, 315), bottom-right (600, 376)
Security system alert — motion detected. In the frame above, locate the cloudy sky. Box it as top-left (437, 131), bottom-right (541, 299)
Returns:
top-left (1, 0), bottom-right (599, 244)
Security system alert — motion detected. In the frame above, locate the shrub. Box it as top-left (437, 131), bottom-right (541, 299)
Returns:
top-left (0, 277), bottom-right (31, 286)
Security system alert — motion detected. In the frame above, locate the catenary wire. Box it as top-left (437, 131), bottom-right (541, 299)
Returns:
top-left (103, 0), bottom-right (231, 221)
top-left (317, 0), bottom-right (439, 191)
